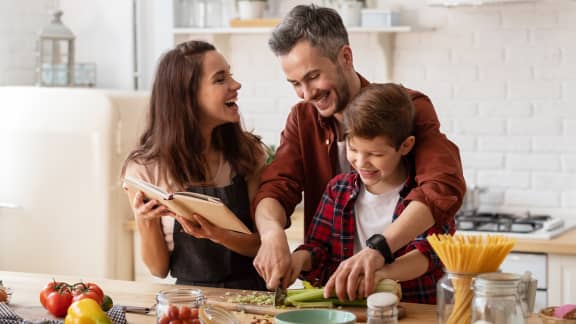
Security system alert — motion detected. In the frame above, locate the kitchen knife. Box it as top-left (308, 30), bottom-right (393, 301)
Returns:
top-left (122, 305), bottom-right (153, 314)
top-left (273, 287), bottom-right (287, 307)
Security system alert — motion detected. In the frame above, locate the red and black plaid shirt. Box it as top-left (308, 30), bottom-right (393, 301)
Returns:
top-left (295, 169), bottom-right (455, 304)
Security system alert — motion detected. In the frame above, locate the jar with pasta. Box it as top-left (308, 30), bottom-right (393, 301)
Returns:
top-left (437, 271), bottom-right (477, 324)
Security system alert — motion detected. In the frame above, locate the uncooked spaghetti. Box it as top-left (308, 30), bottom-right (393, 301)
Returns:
top-left (428, 234), bottom-right (516, 324)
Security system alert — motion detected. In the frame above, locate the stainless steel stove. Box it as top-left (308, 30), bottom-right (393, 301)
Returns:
top-left (455, 211), bottom-right (576, 240)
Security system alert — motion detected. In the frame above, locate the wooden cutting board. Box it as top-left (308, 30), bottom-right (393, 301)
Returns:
top-left (204, 290), bottom-right (406, 322)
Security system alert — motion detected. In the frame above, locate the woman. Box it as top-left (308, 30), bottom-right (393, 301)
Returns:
top-left (122, 40), bottom-right (267, 290)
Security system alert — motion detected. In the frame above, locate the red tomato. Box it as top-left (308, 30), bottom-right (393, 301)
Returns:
top-left (189, 308), bottom-right (199, 319)
top-left (167, 305), bottom-right (180, 319)
top-left (179, 306), bottom-right (191, 320)
top-left (72, 282), bottom-right (104, 305)
top-left (158, 315), bottom-right (171, 324)
top-left (39, 281), bottom-right (68, 308)
top-left (45, 288), bottom-right (73, 317)
top-left (169, 320), bottom-right (182, 324)
top-left (191, 319), bottom-right (201, 324)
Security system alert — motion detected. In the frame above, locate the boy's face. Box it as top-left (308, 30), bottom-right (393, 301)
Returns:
top-left (346, 135), bottom-right (414, 194)
top-left (279, 41), bottom-right (351, 118)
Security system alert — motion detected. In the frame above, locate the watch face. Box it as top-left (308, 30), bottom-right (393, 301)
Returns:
top-left (367, 234), bottom-right (385, 249)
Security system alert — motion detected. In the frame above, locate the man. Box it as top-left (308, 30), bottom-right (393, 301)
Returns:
top-left (253, 4), bottom-right (466, 301)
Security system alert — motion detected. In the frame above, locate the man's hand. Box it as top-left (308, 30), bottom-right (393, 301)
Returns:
top-left (324, 248), bottom-right (385, 301)
top-left (253, 229), bottom-right (292, 289)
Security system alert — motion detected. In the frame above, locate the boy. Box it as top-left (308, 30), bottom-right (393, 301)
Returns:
top-left (288, 84), bottom-right (455, 304)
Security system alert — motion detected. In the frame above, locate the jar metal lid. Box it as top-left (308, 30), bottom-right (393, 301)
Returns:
top-left (475, 272), bottom-right (520, 283)
top-left (367, 292), bottom-right (398, 308)
top-left (474, 272), bottom-right (521, 293)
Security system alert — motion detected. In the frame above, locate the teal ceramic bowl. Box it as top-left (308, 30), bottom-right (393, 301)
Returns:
top-left (275, 309), bottom-right (356, 324)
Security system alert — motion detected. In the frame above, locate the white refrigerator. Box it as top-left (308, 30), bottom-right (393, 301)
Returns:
top-left (0, 86), bottom-right (148, 280)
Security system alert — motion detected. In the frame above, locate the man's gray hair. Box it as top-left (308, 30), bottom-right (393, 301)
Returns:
top-left (268, 4), bottom-right (349, 61)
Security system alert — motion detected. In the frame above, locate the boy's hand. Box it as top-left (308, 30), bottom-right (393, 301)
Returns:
top-left (324, 248), bottom-right (385, 301)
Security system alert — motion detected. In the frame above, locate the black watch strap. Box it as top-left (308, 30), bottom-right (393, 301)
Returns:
top-left (366, 234), bottom-right (395, 264)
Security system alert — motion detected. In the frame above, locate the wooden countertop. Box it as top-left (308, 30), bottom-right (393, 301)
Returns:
top-left (512, 227), bottom-right (576, 255)
top-left (0, 271), bottom-right (542, 323)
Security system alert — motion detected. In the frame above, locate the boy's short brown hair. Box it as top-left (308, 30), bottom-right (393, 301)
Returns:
top-left (343, 83), bottom-right (415, 149)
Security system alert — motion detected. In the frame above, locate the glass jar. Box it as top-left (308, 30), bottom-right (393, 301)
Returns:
top-left (155, 288), bottom-right (206, 323)
top-left (437, 271), bottom-right (477, 324)
top-left (199, 304), bottom-right (239, 324)
top-left (471, 272), bottom-right (525, 324)
top-left (366, 292), bottom-right (398, 324)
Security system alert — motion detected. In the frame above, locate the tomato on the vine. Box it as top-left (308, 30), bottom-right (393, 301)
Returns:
top-left (72, 282), bottom-right (104, 305)
top-left (39, 280), bottom-right (68, 308)
top-left (45, 287), bottom-right (73, 317)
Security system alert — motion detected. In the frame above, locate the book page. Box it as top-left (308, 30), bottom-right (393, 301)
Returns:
top-left (123, 176), bottom-right (251, 234)
top-left (124, 176), bottom-right (171, 200)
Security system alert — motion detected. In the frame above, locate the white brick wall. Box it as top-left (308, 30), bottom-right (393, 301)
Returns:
top-left (384, 0), bottom-right (576, 215)
top-left (0, 0), bottom-right (58, 85)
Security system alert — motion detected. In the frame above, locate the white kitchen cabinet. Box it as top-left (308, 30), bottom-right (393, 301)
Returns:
top-left (548, 254), bottom-right (576, 305)
top-left (0, 87), bottom-right (148, 280)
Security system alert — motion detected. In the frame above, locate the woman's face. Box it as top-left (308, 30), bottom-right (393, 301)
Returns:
top-left (197, 50), bottom-right (242, 128)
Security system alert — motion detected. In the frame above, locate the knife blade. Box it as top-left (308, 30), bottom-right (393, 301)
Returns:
top-left (122, 305), bottom-right (153, 314)
top-left (273, 287), bottom-right (287, 307)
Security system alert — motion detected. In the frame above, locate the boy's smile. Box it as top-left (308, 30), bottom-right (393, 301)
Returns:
top-left (346, 135), bottom-right (413, 195)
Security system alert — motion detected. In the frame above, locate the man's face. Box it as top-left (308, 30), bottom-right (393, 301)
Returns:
top-left (279, 41), bottom-right (350, 118)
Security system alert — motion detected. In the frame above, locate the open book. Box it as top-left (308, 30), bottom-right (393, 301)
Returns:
top-left (123, 176), bottom-right (251, 234)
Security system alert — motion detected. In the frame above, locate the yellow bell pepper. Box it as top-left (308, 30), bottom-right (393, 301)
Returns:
top-left (64, 298), bottom-right (112, 324)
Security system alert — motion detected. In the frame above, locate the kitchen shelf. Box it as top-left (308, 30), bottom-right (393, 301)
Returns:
top-left (427, 0), bottom-right (536, 6)
top-left (172, 25), bottom-right (412, 35)
top-left (172, 25), bottom-right (413, 81)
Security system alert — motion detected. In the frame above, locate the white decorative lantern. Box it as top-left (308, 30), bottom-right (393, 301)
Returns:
top-left (36, 10), bottom-right (75, 86)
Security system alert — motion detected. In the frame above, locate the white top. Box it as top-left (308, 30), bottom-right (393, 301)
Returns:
top-left (367, 292), bottom-right (399, 308)
top-left (353, 183), bottom-right (403, 253)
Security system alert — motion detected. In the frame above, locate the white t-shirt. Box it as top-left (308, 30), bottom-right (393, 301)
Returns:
top-left (353, 183), bottom-right (405, 253)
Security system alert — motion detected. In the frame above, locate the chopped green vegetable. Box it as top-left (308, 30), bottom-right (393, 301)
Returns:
top-left (225, 291), bottom-right (274, 305)
top-left (282, 278), bottom-right (401, 308)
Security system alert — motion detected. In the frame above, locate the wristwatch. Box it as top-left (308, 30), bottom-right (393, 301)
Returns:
top-left (366, 234), bottom-right (395, 264)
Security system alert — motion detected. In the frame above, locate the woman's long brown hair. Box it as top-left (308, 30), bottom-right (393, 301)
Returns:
top-left (122, 40), bottom-right (262, 189)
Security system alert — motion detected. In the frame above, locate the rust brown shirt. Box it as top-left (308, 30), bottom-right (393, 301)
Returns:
top-left (254, 75), bottom-right (466, 233)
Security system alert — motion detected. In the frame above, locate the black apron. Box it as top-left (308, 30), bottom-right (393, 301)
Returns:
top-left (169, 175), bottom-right (266, 291)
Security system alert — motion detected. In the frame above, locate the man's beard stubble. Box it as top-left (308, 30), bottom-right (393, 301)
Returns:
top-left (333, 65), bottom-right (351, 114)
